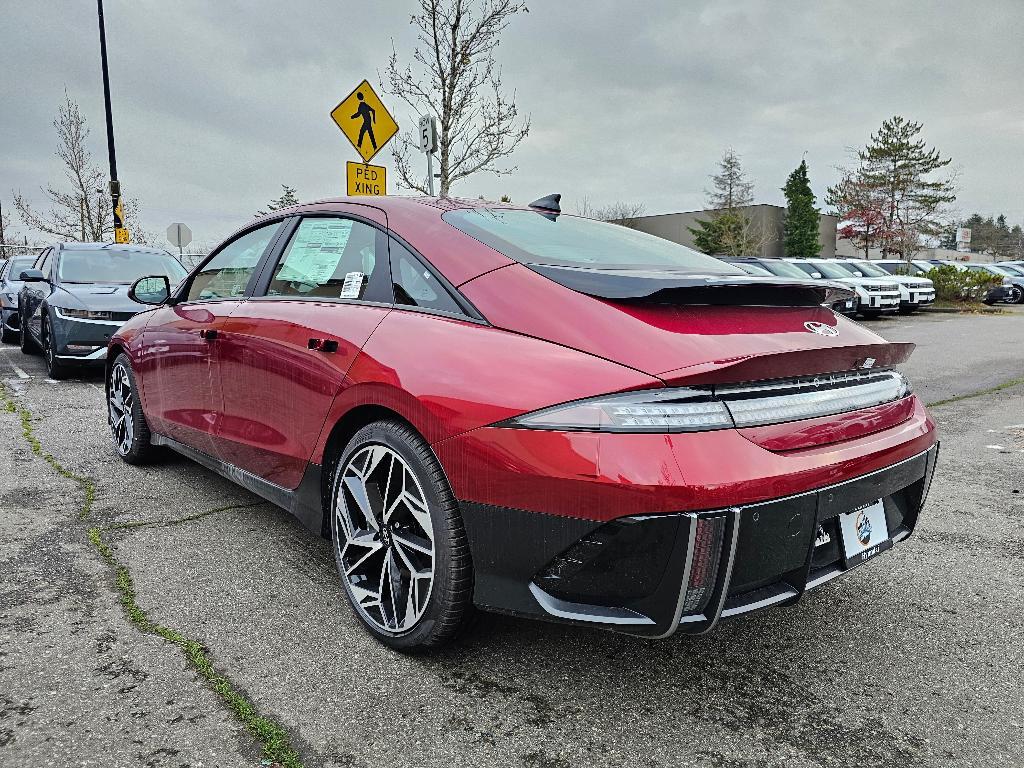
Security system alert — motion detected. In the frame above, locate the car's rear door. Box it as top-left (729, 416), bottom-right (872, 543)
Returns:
top-left (215, 208), bottom-right (394, 489)
top-left (137, 221), bottom-right (285, 457)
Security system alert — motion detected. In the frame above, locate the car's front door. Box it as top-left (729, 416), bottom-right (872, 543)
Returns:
top-left (22, 249), bottom-right (54, 342)
top-left (138, 222), bottom-right (284, 456)
top-left (215, 211), bottom-right (394, 489)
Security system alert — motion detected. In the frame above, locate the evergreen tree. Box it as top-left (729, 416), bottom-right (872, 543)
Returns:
top-left (781, 159), bottom-right (821, 258)
top-left (256, 185), bottom-right (299, 217)
top-left (856, 116), bottom-right (956, 258)
top-left (688, 148), bottom-right (765, 256)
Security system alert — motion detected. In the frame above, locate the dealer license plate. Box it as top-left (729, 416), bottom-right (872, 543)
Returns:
top-left (838, 499), bottom-right (892, 567)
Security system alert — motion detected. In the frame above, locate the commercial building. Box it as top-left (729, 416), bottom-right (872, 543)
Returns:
top-left (629, 204), bottom-right (839, 259)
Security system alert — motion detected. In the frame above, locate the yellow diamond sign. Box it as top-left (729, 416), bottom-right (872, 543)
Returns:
top-left (331, 80), bottom-right (399, 163)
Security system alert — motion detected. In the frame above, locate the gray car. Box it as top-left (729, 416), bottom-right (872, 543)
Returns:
top-left (0, 255), bottom-right (39, 343)
top-left (18, 242), bottom-right (187, 378)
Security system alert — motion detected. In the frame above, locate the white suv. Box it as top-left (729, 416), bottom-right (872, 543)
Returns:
top-left (831, 259), bottom-right (935, 313)
top-left (783, 259), bottom-right (901, 318)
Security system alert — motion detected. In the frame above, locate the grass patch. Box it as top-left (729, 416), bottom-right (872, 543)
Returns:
top-left (3, 386), bottom-right (95, 519)
top-left (3, 383), bottom-right (305, 768)
top-left (89, 525), bottom-right (305, 768)
top-left (927, 376), bottom-right (1024, 408)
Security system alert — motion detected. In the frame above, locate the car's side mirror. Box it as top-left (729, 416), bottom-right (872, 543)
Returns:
top-left (19, 269), bottom-right (46, 282)
top-left (128, 275), bottom-right (170, 306)
top-left (811, 272), bottom-right (822, 279)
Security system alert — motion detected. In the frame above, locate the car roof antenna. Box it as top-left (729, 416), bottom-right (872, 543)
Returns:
top-left (528, 193), bottom-right (561, 214)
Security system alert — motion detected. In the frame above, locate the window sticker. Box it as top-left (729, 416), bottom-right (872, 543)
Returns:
top-left (340, 271), bottom-right (366, 299)
top-left (278, 219), bottom-right (353, 285)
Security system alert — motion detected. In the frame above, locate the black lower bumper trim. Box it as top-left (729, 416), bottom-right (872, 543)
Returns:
top-left (459, 444), bottom-right (938, 637)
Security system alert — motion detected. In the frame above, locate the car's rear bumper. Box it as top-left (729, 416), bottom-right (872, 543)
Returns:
top-left (439, 394), bottom-right (937, 636)
top-left (458, 445), bottom-right (938, 637)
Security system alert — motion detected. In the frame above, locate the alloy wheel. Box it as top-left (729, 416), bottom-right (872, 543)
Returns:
top-left (335, 444), bottom-right (436, 634)
top-left (108, 362), bottom-right (135, 456)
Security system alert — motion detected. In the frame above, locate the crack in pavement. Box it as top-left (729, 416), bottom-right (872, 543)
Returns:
top-left (2, 383), bottom-right (308, 768)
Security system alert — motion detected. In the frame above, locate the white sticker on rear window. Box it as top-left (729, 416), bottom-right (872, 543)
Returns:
top-left (340, 271), bottom-right (366, 299)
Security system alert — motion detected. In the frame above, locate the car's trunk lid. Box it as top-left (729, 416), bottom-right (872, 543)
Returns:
top-left (460, 263), bottom-right (912, 387)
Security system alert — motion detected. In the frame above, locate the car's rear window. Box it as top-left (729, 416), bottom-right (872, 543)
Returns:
top-left (444, 208), bottom-right (742, 274)
top-left (58, 249), bottom-right (188, 284)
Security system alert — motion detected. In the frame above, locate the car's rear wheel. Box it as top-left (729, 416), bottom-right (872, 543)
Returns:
top-left (1010, 286), bottom-right (1024, 304)
top-left (108, 353), bottom-right (156, 464)
top-left (42, 317), bottom-right (70, 380)
top-left (331, 420), bottom-right (473, 651)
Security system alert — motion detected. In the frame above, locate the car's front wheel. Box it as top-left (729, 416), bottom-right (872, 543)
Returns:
top-left (331, 420), bottom-right (473, 651)
top-left (19, 309), bottom-right (36, 355)
top-left (42, 316), bottom-right (70, 380)
top-left (108, 353), bottom-right (156, 464)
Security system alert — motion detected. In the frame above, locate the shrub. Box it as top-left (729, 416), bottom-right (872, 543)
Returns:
top-left (924, 265), bottom-right (1002, 303)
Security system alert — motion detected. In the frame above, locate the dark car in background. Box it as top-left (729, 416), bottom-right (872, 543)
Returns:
top-left (961, 263), bottom-right (1024, 304)
top-left (19, 242), bottom-right (187, 378)
top-left (1, 255), bottom-right (39, 343)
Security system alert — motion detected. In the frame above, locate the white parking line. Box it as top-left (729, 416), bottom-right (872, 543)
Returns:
top-left (8, 361), bottom-right (29, 379)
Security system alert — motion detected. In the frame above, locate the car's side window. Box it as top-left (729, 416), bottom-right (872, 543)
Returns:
top-left (388, 237), bottom-right (464, 316)
top-left (186, 223), bottom-right (280, 302)
top-left (35, 249), bottom-right (52, 278)
top-left (266, 217), bottom-right (392, 303)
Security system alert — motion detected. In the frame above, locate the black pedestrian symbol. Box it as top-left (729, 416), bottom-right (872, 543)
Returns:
top-left (352, 92), bottom-right (377, 151)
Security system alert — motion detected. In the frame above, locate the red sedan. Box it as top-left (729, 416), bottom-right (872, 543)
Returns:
top-left (108, 195), bottom-right (938, 651)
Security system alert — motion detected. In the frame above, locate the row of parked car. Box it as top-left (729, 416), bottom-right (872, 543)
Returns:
top-left (718, 256), bottom-right (1024, 316)
top-left (0, 243), bottom-right (187, 378)
top-left (1, 238), bottom-right (1022, 382)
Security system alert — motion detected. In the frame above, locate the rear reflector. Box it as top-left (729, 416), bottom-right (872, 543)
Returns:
top-left (682, 516), bottom-right (726, 615)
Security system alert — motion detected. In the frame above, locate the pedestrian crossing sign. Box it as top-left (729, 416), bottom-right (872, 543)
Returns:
top-left (330, 79), bottom-right (399, 163)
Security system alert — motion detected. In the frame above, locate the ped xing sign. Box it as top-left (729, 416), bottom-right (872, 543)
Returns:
top-left (331, 80), bottom-right (399, 163)
top-left (347, 162), bottom-right (387, 196)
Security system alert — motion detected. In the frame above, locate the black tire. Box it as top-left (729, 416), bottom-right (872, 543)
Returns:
top-left (19, 310), bottom-right (36, 354)
top-left (42, 316), bottom-right (70, 380)
top-left (330, 420), bottom-right (473, 652)
top-left (859, 310), bottom-right (881, 319)
top-left (108, 353), bottom-right (157, 464)
top-left (1, 321), bottom-right (15, 344)
top-left (897, 305), bottom-right (916, 315)
top-left (1012, 287), bottom-right (1024, 305)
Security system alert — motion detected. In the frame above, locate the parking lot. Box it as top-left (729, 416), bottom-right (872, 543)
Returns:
top-left (2, 308), bottom-right (1022, 768)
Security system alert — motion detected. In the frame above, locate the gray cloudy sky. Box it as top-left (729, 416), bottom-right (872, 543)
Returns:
top-left (2, 1), bottom-right (1022, 249)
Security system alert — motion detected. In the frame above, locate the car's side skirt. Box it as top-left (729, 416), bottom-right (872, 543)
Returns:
top-left (150, 432), bottom-right (324, 535)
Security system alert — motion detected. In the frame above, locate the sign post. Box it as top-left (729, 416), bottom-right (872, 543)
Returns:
top-left (166, 222), bottom-right (192, 258)
top-left (418, 115), bottom-right (438, 196)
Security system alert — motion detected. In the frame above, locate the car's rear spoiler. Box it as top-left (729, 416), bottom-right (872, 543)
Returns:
top-left (529, 264), bottom-right (855, 307)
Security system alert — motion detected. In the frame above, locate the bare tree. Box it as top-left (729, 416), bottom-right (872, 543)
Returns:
top-left (14, 95), bottom-right (152, 244)
top-left (575, 197), bottom-right (647, 228)
top-left (384, 0), bottom-right (530, 196)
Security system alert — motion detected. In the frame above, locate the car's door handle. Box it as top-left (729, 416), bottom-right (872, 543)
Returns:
top-left (199, 328), bottom-right (218, 340)
top-left (308, 338), bottom-right (339, 353)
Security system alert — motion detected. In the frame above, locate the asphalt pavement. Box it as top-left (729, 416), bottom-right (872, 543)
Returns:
top-left (1, 307), bottom-right (1022, 768)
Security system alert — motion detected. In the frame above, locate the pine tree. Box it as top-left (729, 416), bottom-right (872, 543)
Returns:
top-left (688, 148), bottom-right (765, 256)
top-left (707, 148), bottom-right (754, 210)
top-left (256, 185), bottom-right (299, 217)
top-left (856, 116), bottom-right (956, 258)
top-left (781, 159), bottom-right (821, 258)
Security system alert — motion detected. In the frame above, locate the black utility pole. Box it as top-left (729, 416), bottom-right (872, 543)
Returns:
top-left (96, 0), bottom-right (123, 240)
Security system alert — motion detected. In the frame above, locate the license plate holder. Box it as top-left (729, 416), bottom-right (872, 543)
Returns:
top-left (838, 499), bottom-right (892, 567)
